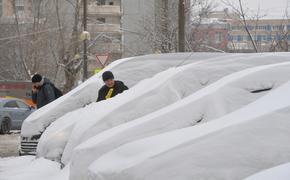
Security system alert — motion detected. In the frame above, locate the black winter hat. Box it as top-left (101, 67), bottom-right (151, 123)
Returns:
top-left (102, 71), bottom-right (114, 81)
top-left (32, 74), bottom-right (42, 83)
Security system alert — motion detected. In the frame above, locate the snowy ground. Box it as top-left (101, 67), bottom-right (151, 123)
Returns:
top-left (0, 131), bottom-right (20, 157)
top-left (1, 53), bottom-right (290, 180)
top-left (0, 156), bottom-right (63, 180)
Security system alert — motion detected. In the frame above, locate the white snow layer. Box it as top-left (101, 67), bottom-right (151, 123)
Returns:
top-left (244, 162), bottom-right (290, 180)
top-left (4, 52), bottom-right (290, 180)
top-left (69, 61), bottom-right (290, 180)
top-left (87, 72), bottom-right (290, 180)
top-left (0, 156), bottom-right (61, 180)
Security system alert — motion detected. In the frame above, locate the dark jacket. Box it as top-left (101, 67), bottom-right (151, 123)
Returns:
top-left (97, 80), bottom-right (128, 102)
top-left (32, 78), bottom-right (56, 109)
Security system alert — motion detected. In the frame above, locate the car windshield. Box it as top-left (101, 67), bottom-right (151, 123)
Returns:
top-left (0, 100), bottom-right (6, 108)
top-left (16, 101), bottom-right (29, 109)
top-left (3, 100), bottom-right (18, 108)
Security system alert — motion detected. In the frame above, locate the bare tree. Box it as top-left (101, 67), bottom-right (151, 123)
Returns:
top-left (141, 0), bottom-right (178, 53)
top-left (51, 0), bottom-right (83, 92)
top-left (225, 0), bottom-right (290, 53)
top-left (0, 0), bottom-right (85, 92)
top-left (141, 0), bottom-right (216, 54)
top-left (268, 7), bottom-right (290, 52)
top-left (187, 0), bottom-right (217, 52)
top-left (222, 0), bottom-right (258, 52)
top-left (0, 0), bottom-right (58, 80)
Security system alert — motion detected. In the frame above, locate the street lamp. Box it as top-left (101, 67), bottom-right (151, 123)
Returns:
top-left (83, 0), bottom-right (88, 81)
top-left (178, 0), bottom-right (185, 52)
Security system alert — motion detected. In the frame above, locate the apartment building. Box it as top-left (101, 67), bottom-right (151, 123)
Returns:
top-left (0, 0), bottom-right (33, 20)
top-left (191, 19), bottom-right (229, 52)
top-left (228, 19), bottom-right (290, 52)
top-left (194, 10), bottom-right (290, 52)
top-left (87, 0), bottom-right (122, 73)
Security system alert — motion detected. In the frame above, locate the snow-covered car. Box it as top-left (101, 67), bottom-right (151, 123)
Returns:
top-left (20, 53), bottom-right (224, 156)
top-left (0, 98), bottom-right (35, 134)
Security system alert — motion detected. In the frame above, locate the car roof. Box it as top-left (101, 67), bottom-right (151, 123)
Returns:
top-left (0, 98), bottom-right (23, 103)
top-left (0, 98), bottom-right (27, 108)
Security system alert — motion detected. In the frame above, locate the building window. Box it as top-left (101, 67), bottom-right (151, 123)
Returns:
top-left (256, 25), bottom-right (268, 31)
top-left (273, 25), bottom-right (284, 31)
top-left (272, 35), bottom-right (276, 40)
top-left (15, 0), bottom-right (24, 8)
top-left (275, 35), bottom-right (282, 41)
top-left (109, 2), bottom-right (114, 5)
top-left (228, 35), bottom-right (233, 41)
top-left (96, 0), bottom-right (106, 5)
top-left (203, 32), bottom-right (209, 43)
top-left (97, 18), bottom-right (106, 24)
top-left (15, 0), bottom-right (24, 6)
top-left (17, 6), bottom-right (25, 11)
top-left (246, 25), bottom-right (254, 30)
top-left (215, 32), bottom-right (222, 43)
top-left (260, 35), bottom-right (267, 41)
top-left (15, 0), bottom-right (25, 14)
top-left (231, 26), bottom-right (242, 30)
top-left (0, 0), bottom-right (2, 17)
top-left (237, 35), bottom-right (243, 42)
top-left (192, 33), bottom-right (195, 41)
top-left (231, 35), bottom-right (236, 41)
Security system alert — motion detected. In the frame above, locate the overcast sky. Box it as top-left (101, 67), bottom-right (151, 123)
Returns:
top-left (216, 0), bottom-right (290, 19)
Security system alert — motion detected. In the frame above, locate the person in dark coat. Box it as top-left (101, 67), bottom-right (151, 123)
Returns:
top-left (97, 71), bottom-right (128, 102)
top-left (31, 74), bottom-right (56, 109)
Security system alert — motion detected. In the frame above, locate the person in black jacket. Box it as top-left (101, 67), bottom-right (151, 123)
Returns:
top-left (97, 71), bottom-right (128, 102)
top-left (31, 74), bottom-right (56, 109)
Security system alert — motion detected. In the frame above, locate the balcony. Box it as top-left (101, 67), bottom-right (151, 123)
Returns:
top-left (88, 24), bottom-right (121, 33)
top-left (88, 5), bottom-right (121, 16)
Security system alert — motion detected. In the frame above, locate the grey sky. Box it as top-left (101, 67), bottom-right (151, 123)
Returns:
top-left (216, 0), bottom-right (290, 19)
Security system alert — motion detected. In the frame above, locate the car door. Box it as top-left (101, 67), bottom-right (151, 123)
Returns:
top-left (3, 100), bottom-right (21, 129)
top-left (15, 100), bottom-right (33, 129)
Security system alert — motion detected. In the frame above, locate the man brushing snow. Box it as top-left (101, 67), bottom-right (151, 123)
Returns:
top-left (97, 71), bottom-right (128, 102)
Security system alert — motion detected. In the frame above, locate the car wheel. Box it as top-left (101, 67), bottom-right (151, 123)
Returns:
top-left (0, 118), bottom-right (11, 134)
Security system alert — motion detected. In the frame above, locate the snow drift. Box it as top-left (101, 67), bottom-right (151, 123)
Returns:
top-left (0, 156), bottom-right (61, 180)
